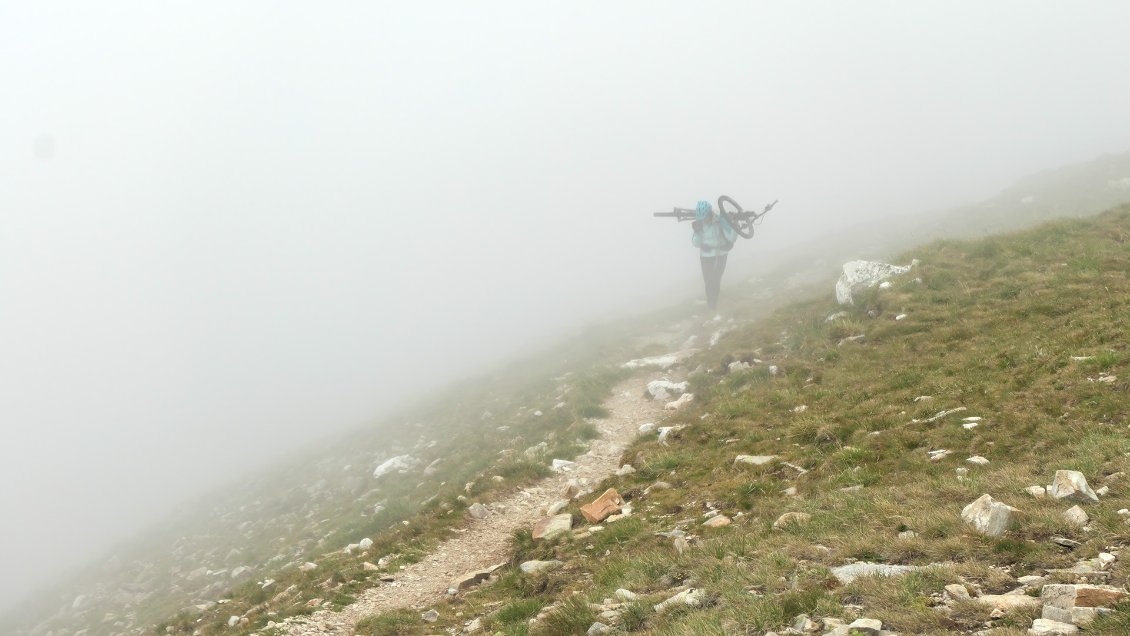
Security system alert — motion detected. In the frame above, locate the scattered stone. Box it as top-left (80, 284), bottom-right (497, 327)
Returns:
top-left (615, 464), bottom-right (636, 477)
top-left (829, 562), bottom-right (921, 584)
top-left (1027, 486), bottom-right (1047, 498)
top-left (664, 393), bottom-right (695, 410)
top-left (519, 560), bottom-right (563, 574)
top-left (638, 423), bottom-right (656, 434)
top-left (734, 454), bottom-right (778, 466)
top-left (783, 486), bottom-right (799, 497)
top-left (451, 563), bottom-right (506, 591)
top-left (615, 589), bottom-right (638, 602)
top-left (898, 530), bottom-right (918, 540)
top-left (945, 583), bottom-right (971, 601)
top-left (532, 514), bottom-right (573, 540)
top-left (622, 353), bottom-right (691, 370)
top-left (895, 313), bottom-right (908, 321)
top-left (773, 512), bottom-right (811, 529)
top-left (1028, 618), bottom-right (1079, 635)
top-left (546, 500), bottom-right (568, 516)
top-left (468, 503), bottom-right (489, 519)
top-left (373, 454), bottom-right (419, 478)
top-left (358, 537), bottom-right (373, 550)
top-left (551, 459), bottom-right (577, 472)
top-left (962, 494), bottom-right (1019, 536)
top-left (928, 449), bottom-right (952, 461)
top-left (362, 562), bottom-right (379, 571)
top-left (421, 609), bottom-right (439, 622)
top-left (654, 588), bottom-right (707, 613)
top-left (298, 562), bottom-right (318, 572)
top-left (1096, 485), bottom-right (1111, 496)
top-left (646, 379), bottom-right (688, 399)
top-left (967, 455), bottom-right (990, 465)
top-left (703, 515), bottom-right (731, 528)
top-left (644, 481), bottom-right (672, 495)
top-left (1048, 471), bottom-right (1099, 503)
top-left (657, 425), bottom-right (684, 444)
top-left (465, 617), bottom-right (483, 633)
top-left (580, 489), bottom-right (624, 524)
top-left (586, 622), bottom-right (612, 635)
top-left (564, 479), bottom-right (584, 498)
top-left (1063, 505), bottom-right (1089, 527)
top-left (1052, 537), bottom-right (1081, 549)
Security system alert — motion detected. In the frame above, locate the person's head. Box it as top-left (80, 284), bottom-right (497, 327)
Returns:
top-left (695, 200), bottom-right (713, 222)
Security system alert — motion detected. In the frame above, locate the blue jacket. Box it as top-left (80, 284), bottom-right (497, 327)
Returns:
top-left (692, 216), bottom-right (737, 258)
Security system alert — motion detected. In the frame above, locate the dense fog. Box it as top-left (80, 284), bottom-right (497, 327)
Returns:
top-left (3, 1), bottom-right (1130, 613)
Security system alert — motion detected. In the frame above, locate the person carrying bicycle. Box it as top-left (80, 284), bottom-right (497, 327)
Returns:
top-left (691, 200), bottom-right (737, 311)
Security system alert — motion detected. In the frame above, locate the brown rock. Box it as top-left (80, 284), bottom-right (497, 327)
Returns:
top-left (580, 488), bottom-right (623, 524)
top-left (1074, 585), bottom-right (1128, 608)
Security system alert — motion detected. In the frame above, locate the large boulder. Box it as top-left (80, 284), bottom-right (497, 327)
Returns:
top-left (1048, 470), bottom-right (1099, 503)
top-left (961, 494), bottom-right (1019, 536)
top-left (835, 260), bottom-right (916, 305)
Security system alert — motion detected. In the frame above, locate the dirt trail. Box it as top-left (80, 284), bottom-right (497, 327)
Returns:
top-left (281, 371), bottom-right (674, 635)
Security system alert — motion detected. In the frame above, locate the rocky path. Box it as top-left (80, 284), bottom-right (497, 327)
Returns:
top-left (281, 371), bottom-right (672, 635)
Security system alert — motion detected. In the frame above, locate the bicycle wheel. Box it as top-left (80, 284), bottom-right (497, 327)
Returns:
top-left (717, 195), bottom-right (754, 239)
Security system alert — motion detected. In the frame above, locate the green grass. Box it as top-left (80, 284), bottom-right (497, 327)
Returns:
top-left (404, 206), bottom-right (1130, 635)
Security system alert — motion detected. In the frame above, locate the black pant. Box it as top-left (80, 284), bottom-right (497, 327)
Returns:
top-left (700, 254), bottom-right (728, 310)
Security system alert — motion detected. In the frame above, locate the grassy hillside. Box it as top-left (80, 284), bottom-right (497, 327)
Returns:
top-left (5, 153), bottom-right (1130, 636)
top-left (356, 206), bottom-right (1130, 635)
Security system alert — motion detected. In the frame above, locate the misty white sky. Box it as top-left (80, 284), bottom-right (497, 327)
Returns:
top-left (3, 1), bottom-right (1130, 613)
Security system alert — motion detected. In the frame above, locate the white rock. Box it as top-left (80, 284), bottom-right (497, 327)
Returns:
top-left (468, 503), bottom-right (489, 519)
top-left (835, 259), bottom-right (916, 305)
top-left (654, 588), bottom-right (707, 612)
top-left (227, 616), bottom-right (240, 627)
top-left (1026, 486), bottom-right (1047, 498)
top-left (657, 425), bottom-right (684, 444)
top-left (421, 609), bottom-right (439, 622)
top-left (615, 589), bottom-right (639, 602)
top-left (359, 537), bottom-right (373, 550)
top-left (615, 464), bottom-right (635, 476)
top-left (638, 423), bottom-right (656, 434)
top-left (519, 560), bottom-right (563, 574)
top-left (962, 494), bottom-right (1019, 536)
top-left (1048, 470), bottom-right (1099, 503)
top-left (895, 313), bottom-right (908, 320)
top-left (967, 456), bottom-right (990, 465)
top-left (664, 393), bottom-right (695, 410)
top-left (551, 459), bottom-right (577, 472)
top-left (829, 562), bottom-right (921, 584)
top-left (734, 455), bottom-right (778, 466)
top-left (1063, 505), bottom-right (1089, 527)
top-left (622, 351), bottom-right (695, 370)
top-left (878, 281), bottom-right (892, 290)
top-left (1028, 618), bottom-right (1079, 635)
top-left (373, 454), bottom-right (420, 478)
top-left (646, 380), bottom-right (688, 399)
